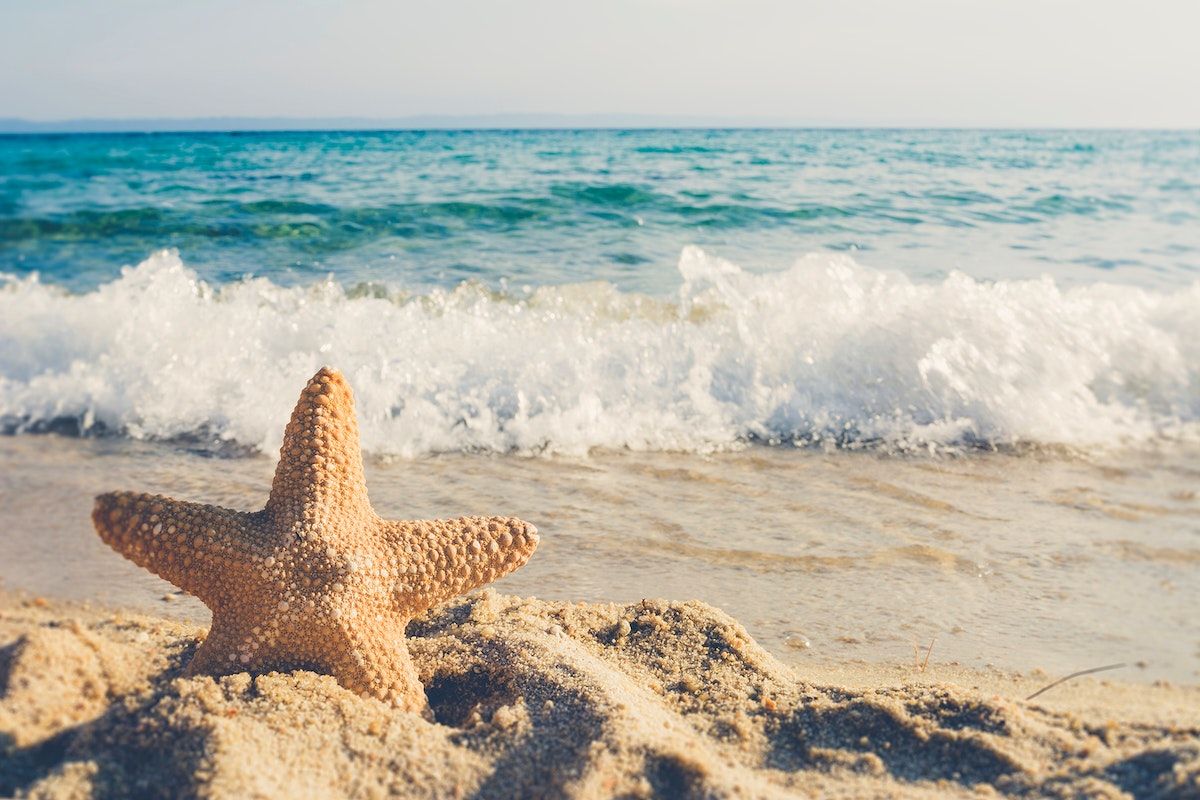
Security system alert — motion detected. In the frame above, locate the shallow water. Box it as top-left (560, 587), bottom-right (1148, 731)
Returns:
top-left (2, 129), bottom-right (1198, 684)
top-left (2, 435), bottom-right (1196, 682)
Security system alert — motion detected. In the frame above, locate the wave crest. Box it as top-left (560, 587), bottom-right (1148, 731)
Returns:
top-left (1, 248), bottom-right (1197, 455)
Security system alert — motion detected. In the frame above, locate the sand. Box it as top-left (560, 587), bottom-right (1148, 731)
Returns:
top-left (1, 590), bottom-right (1197, 799)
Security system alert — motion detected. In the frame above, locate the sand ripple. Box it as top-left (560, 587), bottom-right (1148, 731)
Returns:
top-left (2, 592), bottom-right (1198, 798)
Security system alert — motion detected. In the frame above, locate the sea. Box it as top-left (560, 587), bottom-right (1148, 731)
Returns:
top-left (1, 129), bottom-right (1197, 682)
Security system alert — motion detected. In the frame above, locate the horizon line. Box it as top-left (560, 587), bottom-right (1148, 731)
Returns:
top-left (2, 114), bottom-right (1198, 135)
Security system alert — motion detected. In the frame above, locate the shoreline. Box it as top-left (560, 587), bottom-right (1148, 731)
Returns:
top-left (3, 590), bottom-right (1197, 798)
top-left (5, 434), bottom-right (1198, 687)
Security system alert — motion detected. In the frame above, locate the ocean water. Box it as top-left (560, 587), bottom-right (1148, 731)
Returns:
top-left (1, 129), bottom-right (1198, 681)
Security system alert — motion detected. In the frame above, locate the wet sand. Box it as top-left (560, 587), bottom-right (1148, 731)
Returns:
top-left (2, 435), bottom-right (1198, 683)
top-left (2, 590), bottom-right (1197, 799)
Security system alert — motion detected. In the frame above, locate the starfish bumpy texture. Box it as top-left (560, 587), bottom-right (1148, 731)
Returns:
top-left (91, 367), bottom-right (539, 711)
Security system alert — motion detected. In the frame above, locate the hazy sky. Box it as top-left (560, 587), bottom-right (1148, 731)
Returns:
top-left (2, 0), bottom-right (1197, 126)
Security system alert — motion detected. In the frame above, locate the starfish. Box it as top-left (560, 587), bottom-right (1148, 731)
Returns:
top-left (91, 367), bottom-right (539, 711)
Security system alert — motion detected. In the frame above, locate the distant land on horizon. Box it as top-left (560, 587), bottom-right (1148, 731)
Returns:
top-left (0, 114), bottom-right (816, 134)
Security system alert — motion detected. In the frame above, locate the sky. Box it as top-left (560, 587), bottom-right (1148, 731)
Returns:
top-left (1, 0), bottom-right (1198, 127)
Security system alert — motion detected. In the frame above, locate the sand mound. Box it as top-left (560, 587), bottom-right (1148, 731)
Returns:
top-left (2, 592), bottom-right (1198, 799)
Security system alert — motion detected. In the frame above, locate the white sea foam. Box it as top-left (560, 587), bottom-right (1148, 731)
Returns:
top-left (1, 248), bottom-right (1197, 456)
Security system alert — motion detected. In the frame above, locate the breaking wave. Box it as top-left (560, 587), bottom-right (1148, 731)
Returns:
top-left (1, 248), bottom-right (1197, 456)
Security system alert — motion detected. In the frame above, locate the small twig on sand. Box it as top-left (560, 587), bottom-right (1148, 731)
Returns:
top-left (919, 637), bottom-right (936, 673)
top-left (1025, 663), bottom-right (1126, 701)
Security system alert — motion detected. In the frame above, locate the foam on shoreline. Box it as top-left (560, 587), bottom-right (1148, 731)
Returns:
top-left (3, 248), bottom-right (1199, 456)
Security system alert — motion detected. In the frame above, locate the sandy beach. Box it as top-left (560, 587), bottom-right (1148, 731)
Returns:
top-left (4, 0), bottom-right (1200, 794)
top-left (3, 589), bottom-right (1197, 799)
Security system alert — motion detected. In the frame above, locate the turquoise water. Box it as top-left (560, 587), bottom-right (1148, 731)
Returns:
top-left (3, 129), bottom-right (1198, 294)
top-left (1, 130), bottom-right (1198, 454)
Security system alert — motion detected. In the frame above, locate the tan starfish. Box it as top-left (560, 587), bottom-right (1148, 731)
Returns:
top-left (91, 367), bottom-right (539, 711)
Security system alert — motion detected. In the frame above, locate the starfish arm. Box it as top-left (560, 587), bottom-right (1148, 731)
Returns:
top-left (325, 619), bottom-right (427, 712)
top-left (265, 367), bottom-right (373, 526)
top-left (184, 610), bottom-right (260, 677)
top-left (92, 491), bottom-right (273, 605)
top-left (383, 516), bottom-right (539, 615)
top-left (187, 607), bottom-right (328, 681)
top-left (193, 609), bottom-right (427, 712)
